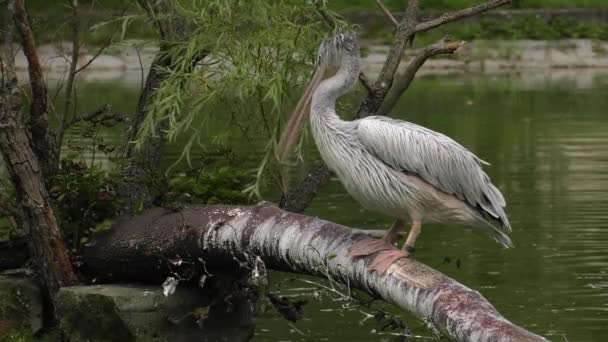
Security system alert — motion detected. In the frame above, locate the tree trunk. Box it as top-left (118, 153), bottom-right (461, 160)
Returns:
top-left (82, 205), bottom-right (548, 342)
top-left (0, 91), bottom-right (78, 297)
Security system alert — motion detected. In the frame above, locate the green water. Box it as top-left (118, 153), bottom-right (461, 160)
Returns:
top-left (66, 70), bottom-right (608, 341)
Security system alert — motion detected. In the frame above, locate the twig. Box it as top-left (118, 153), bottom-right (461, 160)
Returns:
top-left (74, 5), bottom-right (130, 75)
top-left (66, 104), bottom-right (116, 127)
top-left (74, 39), bottom-right (111, 74)
top-left (57, 0), bottom-right (81, 153)
top-left (374, 0), bottom-right (398, 27)
top-left (378, 38), bottom-right (466, 115)
top-left (414, 0), bottom-right (512, 34)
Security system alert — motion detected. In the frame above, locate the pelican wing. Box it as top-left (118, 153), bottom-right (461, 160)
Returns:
top-left (356, 116), bottom-right (510, 232)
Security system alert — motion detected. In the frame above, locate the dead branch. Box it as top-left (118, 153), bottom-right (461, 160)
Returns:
top-left (374, 0), bottom-right (398, 26)
top-left (82, 205), bottom-right (549, 342)
top-left (414, 0), bottom-right (512, 34)
top-left (357, 0), bottom-right (419, 117)
top-left (57, 0), bottom-right (81, 153)
top-left (279, 162), bottom-right (332, 213)
top-left (378, 38), bottom-right (466, 115)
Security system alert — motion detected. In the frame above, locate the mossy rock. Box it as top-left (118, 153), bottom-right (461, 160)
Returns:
top-left (0, 273), bottom-right (43, 338)
top-left (55, 284), bottom-right (255, 342)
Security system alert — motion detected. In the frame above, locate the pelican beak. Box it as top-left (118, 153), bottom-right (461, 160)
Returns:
top-left (277, 64), bottom-right (326, 162)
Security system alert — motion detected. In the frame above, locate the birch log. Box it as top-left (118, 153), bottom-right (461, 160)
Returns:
top-left (82, 205), bottom-right (548, 342)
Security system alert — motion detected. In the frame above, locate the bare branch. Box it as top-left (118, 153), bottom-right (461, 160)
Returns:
top-left (14, 0), bottom-right (49, 143)
top-left (74, 40), bottom-right (111, 75)
top-left (74, 5), bottom-right (130, 75)
top-left (280, 1), bottom-right (509, 213)
top-left (57, 0), bottom-right (80, 153)
top-left (378, 38), bottom-right (466, 116)
top-left (414, 0), bottom-right (512, 34)
top-left (374, 0), bottom-right (398, 27)
top-left (358, 72), bottom-right (374, 96)
top-left (279, 162), bottom-right (332, 213)
top-left (357, 0), bottom-right (419, 117)
top-left (13, 0), bottom-right (57, 176)
top-left (66, 104), bottom-right (125, 128)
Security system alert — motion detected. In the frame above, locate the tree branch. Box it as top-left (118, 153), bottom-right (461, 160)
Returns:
top-left (13, 0), bottom-right (55, 176)
top-left (378, 38), bottom-right (466, 116)
top-left (357, 0), bottom-right (419, 117)
top-left (57, 0), bottom-right (80, 158)
top-left (414, 0), bottom-right (512, 34)
top-left (82, 205), bottom-right (549, 342)
top-left (374, 0), bottom-right (398, 26)
top-left (279, 162), bottom-right (333, 213)
top-left (280, 1), bottom-right (511, 213)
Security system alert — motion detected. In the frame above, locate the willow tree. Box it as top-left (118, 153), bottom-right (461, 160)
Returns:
top-left (128, 0), bottom-right (342, 205)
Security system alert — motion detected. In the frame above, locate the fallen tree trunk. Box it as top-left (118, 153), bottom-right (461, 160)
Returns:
top-left (82, 205), bottom-right (548, 342)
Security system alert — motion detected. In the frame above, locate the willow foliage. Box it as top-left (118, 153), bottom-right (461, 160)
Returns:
top-left (134, 0), bottom-right (344, 196)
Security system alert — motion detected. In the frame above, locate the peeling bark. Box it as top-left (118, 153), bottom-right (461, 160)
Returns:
top-left (82, 205), bottom-right (548, 342)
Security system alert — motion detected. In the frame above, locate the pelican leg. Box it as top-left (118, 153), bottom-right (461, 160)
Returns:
top-left (383, 219), bottom-right (405, 244)
top-left (348, 220), bottom-right (411, 274)
top-left (401, 220), bottom-right (422, 256)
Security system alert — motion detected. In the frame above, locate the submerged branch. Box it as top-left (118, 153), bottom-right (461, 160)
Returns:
top-left (82, 205), bottom-right (548, 342)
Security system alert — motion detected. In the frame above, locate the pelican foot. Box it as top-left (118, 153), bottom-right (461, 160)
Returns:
top-left (348, 238), bottom-right (396, 258)
top-left (348, 238), bottom-right (412, 275)
top-left (369, 249), bottom-right (411, 275)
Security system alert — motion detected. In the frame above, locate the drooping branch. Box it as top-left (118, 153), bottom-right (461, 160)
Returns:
top-left (378, 37), bottom-right (466, 116)
top-left (82, 205), bottom-right (548, 342)
top-left (414, 0), bottom-right (512, 34)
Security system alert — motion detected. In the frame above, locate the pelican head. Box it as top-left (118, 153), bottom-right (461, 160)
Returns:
top-left (278, 32), bottom-right (359, 161)
top-left (317, 32), bottom-right (360, 69)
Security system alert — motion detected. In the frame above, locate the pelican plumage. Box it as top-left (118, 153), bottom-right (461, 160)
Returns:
top-left (279, 33), bottom-right (512, 274)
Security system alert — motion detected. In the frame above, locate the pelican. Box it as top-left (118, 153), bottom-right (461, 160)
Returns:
top-left (279, 33), bottom-right (512, 274)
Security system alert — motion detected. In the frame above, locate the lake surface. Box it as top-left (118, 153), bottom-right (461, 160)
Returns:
top-left (64, 69), bottom-right (608, 341)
